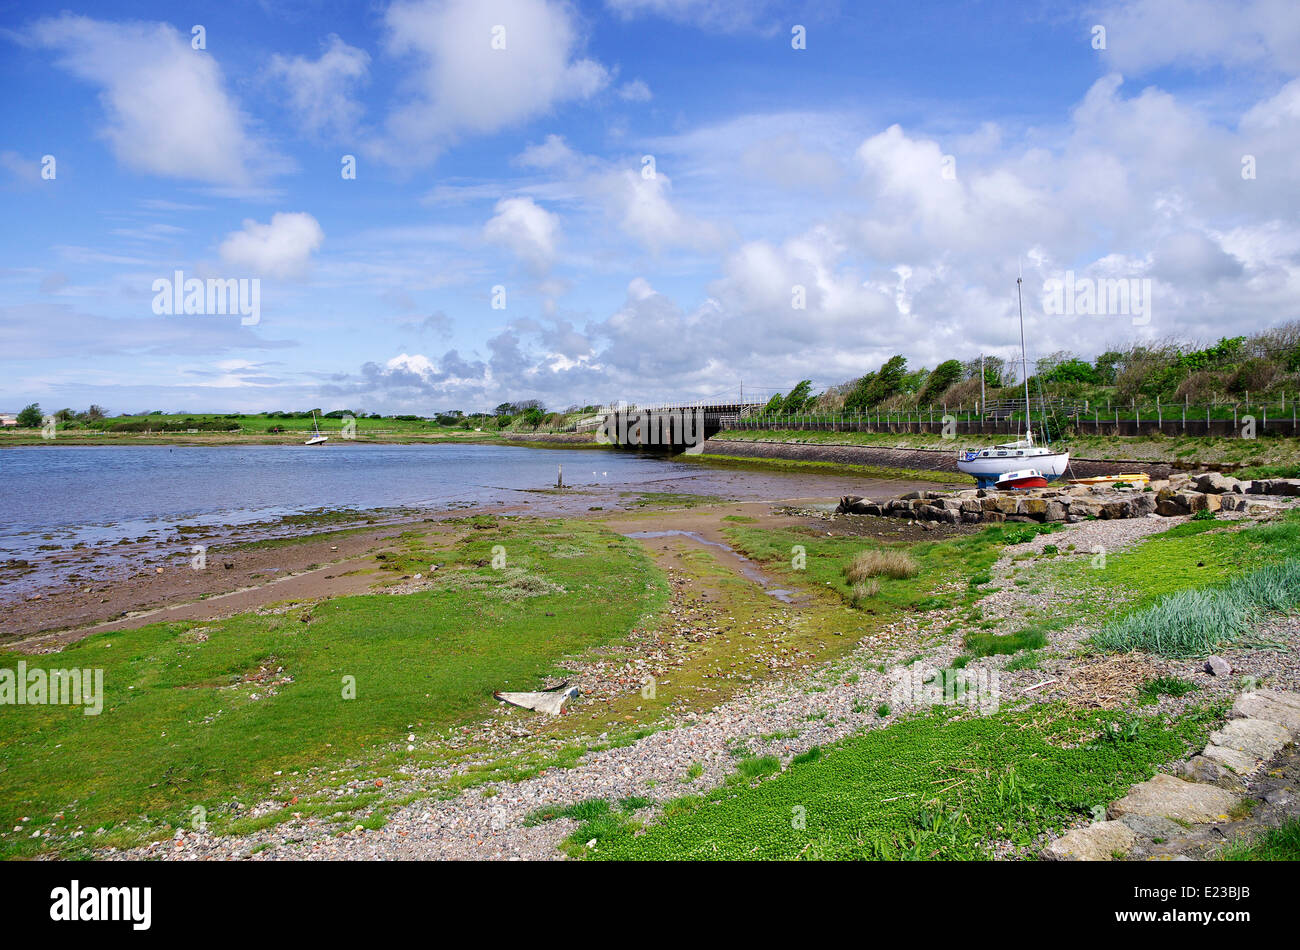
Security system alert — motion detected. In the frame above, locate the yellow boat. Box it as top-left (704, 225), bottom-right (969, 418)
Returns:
top-left (1069, 473), bottom-right (1151, 486)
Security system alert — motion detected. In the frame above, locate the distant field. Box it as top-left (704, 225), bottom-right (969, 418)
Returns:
top-left (711, 427), bottom-right (1300, 467)
top-left (0, 411), bottom-right (591, 445)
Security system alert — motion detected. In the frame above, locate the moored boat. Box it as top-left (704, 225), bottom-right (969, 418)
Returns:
top-left (957, 272), bottom-right (1069, 487)
top-left (994, 468), bottom-right (1049, 490)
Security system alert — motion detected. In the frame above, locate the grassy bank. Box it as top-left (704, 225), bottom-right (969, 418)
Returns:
top-left (0, 518), bottom-right (664, 858)
top-left (712, 428), bottom-right (1300, 468)
top-left (685, 451), bottom-right (972, 485)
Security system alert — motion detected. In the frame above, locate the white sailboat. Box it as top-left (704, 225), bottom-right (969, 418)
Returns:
top-left (304, 410), bottom-right (328, 446)
top-left (957, 274), bottom-right (1069, 487)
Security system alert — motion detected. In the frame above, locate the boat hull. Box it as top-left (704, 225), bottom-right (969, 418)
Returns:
top-left (958, 451), bottom-right (1070, 487)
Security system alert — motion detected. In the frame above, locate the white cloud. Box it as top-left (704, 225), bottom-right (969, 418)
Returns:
top-left (218, 213), bottom-right (325, 278)
top-left (376, 0), bottom-right (609, 164)
top-left (483, 197), bottom-right (561, 272)
top-left (1089, 0), bottom-right (1300, 73)
top-left (269, 34), bottom-right (370, 139)
top-left (24, 14), bottom-right (266, 185)
top-left (617, 79), bottom-right (652, 102)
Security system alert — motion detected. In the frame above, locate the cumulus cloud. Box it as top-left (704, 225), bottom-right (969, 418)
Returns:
top-left (376, 0), bottom-right (608, 164)
top-left (483, 197), bottom-right (561, 273)
top-left (269, 34), bottom-right (370, 139)
top-left (1089, 0), bottom-right (1300, 74)
top-left (218, 212), bottom-right (325, 278)
top-left (23, 14), bottom-right (267, 185)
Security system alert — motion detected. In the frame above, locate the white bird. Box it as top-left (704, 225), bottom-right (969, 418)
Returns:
top-left (493, 682), bottom-right (580, 716)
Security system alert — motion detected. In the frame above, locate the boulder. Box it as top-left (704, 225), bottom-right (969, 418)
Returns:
top-left (1109, 773), bottom-right (1240, 824)
top-left (1043, 821), bottom-right (1136, 861)
top-left (1019, 498), bottom-right (1049, 519)
top-left (1129, 492), bottom-right (1157, 515)
top-left (1195, 472), bottom-right (1242, 494)
top-left (1204, 655), bottom-right (1231, 676)
top-left (1044, 501), bottom-right (1067, 522)
top-left (1173, 756), bottom-right (1246, 790)
top-left (1119, 814), bottom-right (1191, 839)
top-left (1246, 478), bottom-right (1300, 496)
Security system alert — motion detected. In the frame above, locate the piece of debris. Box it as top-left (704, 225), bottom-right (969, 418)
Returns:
top-left (493, 682), bottom-right (580, 716)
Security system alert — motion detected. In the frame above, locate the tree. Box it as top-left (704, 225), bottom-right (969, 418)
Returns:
top-left (85, 405), bottom-right (106, 421)
top-left (16, 403), bottom-right (42, 427)
top-left (521, 406), bottom-right (544, 429)
top-left (763, 393), bottom-right (784, 414)
top-left (917, 359), bottom-right (962, 404)
top-left (54, 408), bottom-right (75, 422)
top-left (780, 380), bottom-right (813, 414)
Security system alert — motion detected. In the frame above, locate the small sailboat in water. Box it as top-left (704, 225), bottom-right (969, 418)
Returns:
top-left (304, 410), bottom-right (328, 446)
top-left (958, 273), bottom-right (1069, 488)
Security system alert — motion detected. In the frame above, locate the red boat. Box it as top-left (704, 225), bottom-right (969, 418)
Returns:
top-left (994, 469), bottom-right (1048, 490)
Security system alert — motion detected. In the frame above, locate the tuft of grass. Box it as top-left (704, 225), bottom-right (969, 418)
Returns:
top-left (1137, 676), bottom-right (1199, 705)
top-left (1219, 818), bottom-right (1300, 860)
top-left (846, 549), bottom-right (919, 582)
top-left (963, 626), bottom-right (1048, 659)
top-left (1005, 650), bottom-right (1044, 671)
top-left (792, 746), bottom-right (822, 765)
top-left (730, 755), bottom-right (781, 784)
top-left (875, 703), bottom-right (891, 718)
top-left (1093, 557), bottom-right (1300, 657)
top-left (850, 579), bottom-right (880, 606)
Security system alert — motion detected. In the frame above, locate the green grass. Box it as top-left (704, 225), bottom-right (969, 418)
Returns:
top-left (1137, 676), bottom-right (1199, 705)
top-left (680, 452), bottom-right (973, 485)
top-left (721, 522), bottom-right (1047, 617)
top-left (586, 703), bottom-right (1215, 860)
top-left (963, 626), bottom-right (1049, 659)
top-left (0, 518), bottom-right (666, 858)
top-left (1219, 818), bottom-right (1300, 860)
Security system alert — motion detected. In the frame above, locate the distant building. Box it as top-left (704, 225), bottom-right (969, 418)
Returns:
top-left (0, 414), bottom-right (18, 427)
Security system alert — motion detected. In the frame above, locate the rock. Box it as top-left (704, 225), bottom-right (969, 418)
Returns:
top-left (1173, 755), bottom-right (1246, 790)
top-left (1246, 478), bottom-right (1300, 496)
top-left (1118, 814), bottom-right (1190, 840)
top-left (1220, 494), bottom-right (1248, 512)
top-left (1263, 789), bottom-right (1292, 806)
top-left (1020, 498), bottom-right (1048, 519)
top-left (1195, 472), bottom-right (1242, 494)
top-left (1044, 501), bottom-right (1067, 522)
top-left (1043, 820), bottom-right (1136, 861)
top-left (1208, 717), bottom-right (1291, 760)
top-left (1231, 691), bottom-right (1300, 733)
top-left (1204, 656), bottom-right (1231, 676)
top-left (1201, 744), bottom-right (1259, 775)
top-left (1130, 492), bottom-right (1157, 515)
top-left (1109, 773), bottom-right (1240, 824)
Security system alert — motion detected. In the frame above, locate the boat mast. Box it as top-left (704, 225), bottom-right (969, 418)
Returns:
top-left (1016, 270), bottom-right (1033, 445)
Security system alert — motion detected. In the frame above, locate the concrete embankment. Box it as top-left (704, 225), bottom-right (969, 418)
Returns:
top-left (698, 438), bottom-right (1176, 479)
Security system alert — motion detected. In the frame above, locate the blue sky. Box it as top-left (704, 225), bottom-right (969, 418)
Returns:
top-left (2, 0), bottom-right (1298, 414)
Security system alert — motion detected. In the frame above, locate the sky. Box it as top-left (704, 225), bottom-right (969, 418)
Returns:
top-left (1, 0), bottom-right (1298, 415)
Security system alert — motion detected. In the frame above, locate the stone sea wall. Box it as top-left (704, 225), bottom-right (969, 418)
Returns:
top-left (837, 473), bottom-right (1300, 525)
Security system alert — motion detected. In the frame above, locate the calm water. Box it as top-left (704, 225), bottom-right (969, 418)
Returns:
top-left (0, 443), bottom-right (694, 554)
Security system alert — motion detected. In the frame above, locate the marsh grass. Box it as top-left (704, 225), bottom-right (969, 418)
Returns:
top-left (846, 549), bottom-right (919, 582)
top-left (1092, 558), bottom-right (1300, 657)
